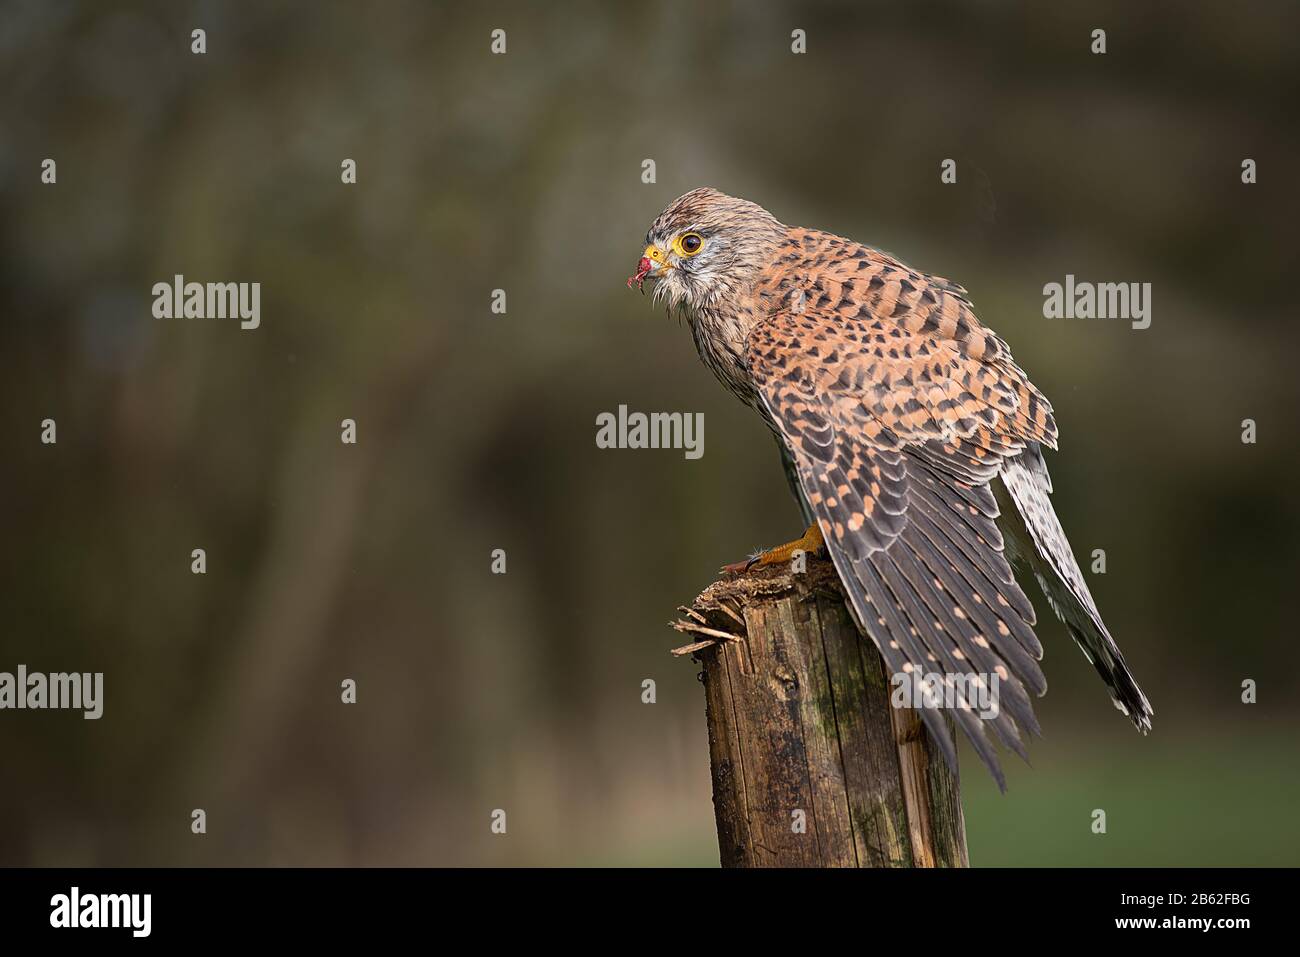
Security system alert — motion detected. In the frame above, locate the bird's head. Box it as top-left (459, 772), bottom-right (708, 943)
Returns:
top-left (628, 187), bottom-right (786, 314)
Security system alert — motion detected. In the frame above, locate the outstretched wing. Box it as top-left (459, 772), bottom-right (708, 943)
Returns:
top-left (747, 231), bottom-right (1062, 788)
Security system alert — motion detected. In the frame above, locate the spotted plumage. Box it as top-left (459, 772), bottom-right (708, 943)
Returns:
top-left (633, 187), bottom-right (1152, 789)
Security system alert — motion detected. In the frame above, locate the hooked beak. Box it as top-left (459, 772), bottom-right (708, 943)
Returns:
top-left (627, 243), bottom-right (671, 291)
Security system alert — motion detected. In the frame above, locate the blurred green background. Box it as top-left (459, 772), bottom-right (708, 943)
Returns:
top-left (2, 0), bottom-right (1298, 866)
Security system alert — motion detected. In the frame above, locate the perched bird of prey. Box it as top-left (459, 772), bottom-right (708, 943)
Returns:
top-left (630, 187), bottom-right (1152, 788)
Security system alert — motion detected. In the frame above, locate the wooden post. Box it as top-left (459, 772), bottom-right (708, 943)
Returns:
top-left (672, 562), bottom-right (968, 868)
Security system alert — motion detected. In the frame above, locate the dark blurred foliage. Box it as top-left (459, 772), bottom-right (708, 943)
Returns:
top-left (1, 0), bottom-right (1298, 865)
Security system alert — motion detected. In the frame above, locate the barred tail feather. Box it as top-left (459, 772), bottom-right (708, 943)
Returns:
top-left (997, 445), bottom-right (1153, 732)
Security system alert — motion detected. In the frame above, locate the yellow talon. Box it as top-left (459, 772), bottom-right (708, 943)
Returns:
top-left (722, 523), bottom-right (825, 575)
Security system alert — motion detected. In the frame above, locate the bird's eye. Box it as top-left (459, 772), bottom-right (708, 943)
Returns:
top-left (674, 232), bottom-right (705, 257)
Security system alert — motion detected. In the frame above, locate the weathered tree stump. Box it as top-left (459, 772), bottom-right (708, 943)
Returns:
top-left (672, 561), bottom-right (968, 868)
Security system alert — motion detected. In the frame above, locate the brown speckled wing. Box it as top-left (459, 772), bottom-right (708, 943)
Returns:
top-left (747, 229), bottom-right (1057, 789)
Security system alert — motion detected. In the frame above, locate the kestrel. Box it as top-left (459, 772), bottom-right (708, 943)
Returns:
top-left (630, 187), bottom-right (1152, 788)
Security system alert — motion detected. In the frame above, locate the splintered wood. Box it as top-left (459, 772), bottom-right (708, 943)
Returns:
top-left (672, 562), bottom-right (968, 868)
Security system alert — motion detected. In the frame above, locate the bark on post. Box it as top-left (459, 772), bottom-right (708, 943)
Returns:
top-left (672, 562), bottom-right (968, 868)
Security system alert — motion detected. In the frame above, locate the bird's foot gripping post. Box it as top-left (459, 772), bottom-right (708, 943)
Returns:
top-left (672, 561), bottom-right (969, 868)
top-left (719, 523), bottom-right (825, 576)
